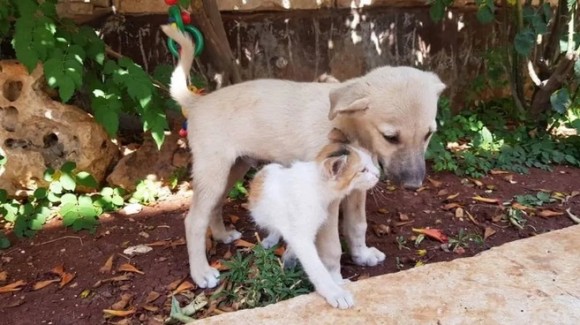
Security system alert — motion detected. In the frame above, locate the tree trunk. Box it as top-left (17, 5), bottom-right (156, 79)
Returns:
top-left (189, 0), bottom-right (242, 88)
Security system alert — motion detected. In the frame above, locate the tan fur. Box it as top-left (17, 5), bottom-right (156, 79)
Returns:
top-left (248, 170), bottom-right (266, 208)
top-left (161, 25), bottom-right (445, 289)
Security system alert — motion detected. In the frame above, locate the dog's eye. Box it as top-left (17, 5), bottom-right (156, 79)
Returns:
top-left (383, 134), bottom-right (399, 144)
top-left (424, 131), bottom-right (433, 141)
top-left (361, 168), bottom-right (368, 173)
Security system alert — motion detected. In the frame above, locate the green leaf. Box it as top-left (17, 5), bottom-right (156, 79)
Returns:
top-left (71, 216), bottom-right (98, 232)
top-left (550, 88), bottom-right (571, 114)
top-left (61, 161), bottom-right (77, 173)
top-left (60, 193), bottom-right (77, 205)
top-left (92, 95), bottom-right (121, 136)
top-left (76, 171), bottom-right (98, 189)
top-left (429, 0), bottom-right (446, 22)
top-left (476, 6), bottom-right (494, 24)
top-left (44, 168), bottom-right (55, 182)
top-left (514, 29), bottom-right (535, 57)
top-left (101, 187), bottom-right (114, 197)
top-left (153, 64), bottom-right (173, 87)
top-left (0, 189), bottom-right (7, 203)
top-left (14, 18), bottom-right (39, 72)
top-left (33, 188), bottom-right (48, 200)
top-left (49, 181), bottom-right (63, 194)
top-left (47, 191), bottom-right (61, 203)
top-left (58, 77), bottom-right (75, 102)
top-left (568, 0), bottom-right (577, 10)
top-left (0, 232), bottom-right (10, 249)
top-left (59, 173), bottom-right (76, 192)
top-left (112, 195), bottom-right (125, 207)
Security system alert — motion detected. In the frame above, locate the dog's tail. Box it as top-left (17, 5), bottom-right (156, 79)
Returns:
top-left (160, 24), bottom-right (198, 107)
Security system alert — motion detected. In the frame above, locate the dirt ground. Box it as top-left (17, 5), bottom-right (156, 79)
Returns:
top-left (0, 166), bottom-right (578, 325)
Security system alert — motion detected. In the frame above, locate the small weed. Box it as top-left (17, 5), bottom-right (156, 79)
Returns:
top-left (130, 179), bottom-right (161, 205)
top-left (168, 167), bottom-right (189, 190)
top-left (215, 245), bottom-right (313, 309)
top-left (396, 236), bottom-right (410, 250)
top-left (395, 257), bottom-right (404, 270)
top-left (448, 228), bottom-right (484, 251)
top-left (515, 191), bottom-right (554, 207)
top-left (507, 208), bottom-right (527, 229)
top-left (228, 180), bottom-right (248, 200)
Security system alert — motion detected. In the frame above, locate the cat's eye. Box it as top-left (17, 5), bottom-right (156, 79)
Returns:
top-left (383, 134), bottom-right (399, 145)
top-left (424, 131), bottom-right (433, 141)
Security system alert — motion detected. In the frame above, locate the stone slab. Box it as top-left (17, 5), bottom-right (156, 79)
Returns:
top-left (191, 225), bottom-right (580, 324)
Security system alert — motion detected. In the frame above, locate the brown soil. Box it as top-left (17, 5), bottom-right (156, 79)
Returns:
top-left (0, 166), bottom-right (579, 325)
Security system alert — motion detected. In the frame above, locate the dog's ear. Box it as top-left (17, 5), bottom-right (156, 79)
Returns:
top-left (327, 128), bottom-right (349, 144)
top-left (328, 82), bottom-right (370, 120)
top-left (429, 73), bottom-right (447, 96)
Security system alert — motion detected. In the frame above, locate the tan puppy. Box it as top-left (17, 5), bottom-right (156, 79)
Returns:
top-left (161, 25), bottom-right (446, 288)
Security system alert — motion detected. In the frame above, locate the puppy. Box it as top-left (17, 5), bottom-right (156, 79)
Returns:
top-left (161, 25), bottom-right (446, 288)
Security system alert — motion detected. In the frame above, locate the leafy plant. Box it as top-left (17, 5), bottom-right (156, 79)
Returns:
top-left (0, 0), bottom-right (191, 148)
top-left (228, 180), bottom-right (248, 200)
top-left (216, 245), bottom-right (313, 309)
top-left (129, 179), bottom-right (161, 205)
top-left (507, 207), bottom-right (527, 229)
top-left (448, 228), bottom-right (484, 251)
top-left (515, 191), bottom-right (555, 207)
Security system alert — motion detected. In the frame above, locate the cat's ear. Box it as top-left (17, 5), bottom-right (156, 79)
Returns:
top-left (323, 155), bottom-right (348, 179)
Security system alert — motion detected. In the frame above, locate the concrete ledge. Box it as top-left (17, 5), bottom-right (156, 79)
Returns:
top-left (192, 225), bottom-right (580, 324)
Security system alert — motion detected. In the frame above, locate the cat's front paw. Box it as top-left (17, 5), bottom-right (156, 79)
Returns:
top-left (351, 247), bottom-right (385, 266)
top-left (213, 229), bottom-right (242, 244)
top-left (321, 288), bottom-right (355, 309)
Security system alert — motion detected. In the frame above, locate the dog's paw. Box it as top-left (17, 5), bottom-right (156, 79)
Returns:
top-left (352, 247), bottom-right (386, 267)
top-left (321, 288), bottom-right (355, 310)
top-left (190, 265), bottom-right (220, 289)
top-left (214, 229), bottom-right (242, 244)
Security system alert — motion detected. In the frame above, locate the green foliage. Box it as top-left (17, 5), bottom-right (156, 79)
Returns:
top-left (1, 0), bottom-right (174, 148)
top-left (448, 228), bottom-right (484, 251)
top-left (216, 245), bottom-right (313, 309)
top-left (427, 98), bottom-right (580, 178)
top-left (129, 179), bottom-right (161, 205)
top-left (0, 162), bottom-right (127, 237)
top-left (228, 180), bottom-right (248, 200)
top-left (515, 191), bottom-right (554, 207)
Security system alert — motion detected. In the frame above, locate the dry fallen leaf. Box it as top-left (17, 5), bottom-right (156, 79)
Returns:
top-left (234, 239), bottom-right (255, 248)
top-left (0, 271), bottom-right (7, 282)
top-left (111, 293), bottom-right (133, 310)
top-left (442, 202), bottom-right (461, 210)
top-left (570, 191), bottom-right (580, 198)
top-left (60, 272), bottom-right (76, 288)
top-left (357, 273), bottom-right (370, 281)
top-left (537, 210), bottom-right (564, 218)
top-left (167, 278), bottom-right (184, 291)
top-left (455, 207), bottom-right (464, 219)
top-left (465, 211), bottom-right (481, 226)
top-left (173, 281), bottom-right (195, 295)
top-left (377, 208), bottom-right (388, 214)
top-left (437, 189), bottom-right (449, 196)
top-left (372, 224), bottom-right (391, 237)
top-left (142, 305), bottom-right (159, 312)
top-left (51, 265), bottom-right (65, 277)
top-left (274, 246), bottom-right (285, 257)
top-left (103, 308), bottom-right (136, 318)
top-left (145, 291), bottom-right (161, 304)
top-left (416, 249), bottom-right (427, 257)
top-left (427, 177), bottom-right (442, 188)
top-left (472, 195), bottom-right (500, 205)
top-left (511, 202), bottom-right (533, 211)
top-left (229, 215), bottom-right (240, 224)
top-left (491, 214), bottom-right (503, 223)
top-left (504, 175), bottom-right (517, 184)
top-left (392, 220), bottom-right (415, 227)
top-left (446, 193), bottom-right (460, 200)
top-left (0, 280), bottom-right (26, 294)
top-left (33, 279), bottom-right (59, 291)
top-left (416, 186), bottom-right (428, 192)
top-left (470, 178), bottom-right (484, 187)
top-left (490, 169), bottom-right (509, 175)
top-left (398, 213), bottom-right (410, 221)
top-left (118, 263), bottom-right (144, 275)
top-left (210, 260), bottom-right (229, 271)
top-left (99, 255), bottom-right (115, 274)
top-left (484, 227), bottom-right (496, 240)
top-left (223, 249), bottom-right (233, 260)
top-left (412, 228), bottom-right (449, 243)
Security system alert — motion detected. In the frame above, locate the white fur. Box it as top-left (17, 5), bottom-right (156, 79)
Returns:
top-left (249, 150), bottom-right (379, 309)
top-left (160, 25), bottom-right (444, 289)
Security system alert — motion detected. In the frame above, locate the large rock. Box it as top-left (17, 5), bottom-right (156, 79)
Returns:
top-left (0, 60), bottom-right (119, 196)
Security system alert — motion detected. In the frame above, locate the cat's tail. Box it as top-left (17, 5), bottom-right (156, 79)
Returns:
top-left (160, 24), bottom-right (198, 108)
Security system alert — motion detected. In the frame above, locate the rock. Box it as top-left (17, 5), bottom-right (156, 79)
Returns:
top-left (0, 61), bottom-right (118, 196)
top-left (107, 125), bottom-right (191, 191)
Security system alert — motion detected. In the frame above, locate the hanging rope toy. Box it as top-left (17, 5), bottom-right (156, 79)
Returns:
top-left (164, 1), bottom-right (205, 137)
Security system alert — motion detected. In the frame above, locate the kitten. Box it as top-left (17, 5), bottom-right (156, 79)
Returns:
top-left (247, 142), bottom-right (380, 309)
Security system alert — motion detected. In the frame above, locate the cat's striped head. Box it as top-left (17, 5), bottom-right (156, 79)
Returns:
top-left (315, 142), bottom-right (380, 193)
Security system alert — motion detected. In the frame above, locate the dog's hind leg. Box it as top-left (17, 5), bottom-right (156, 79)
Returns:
top-left (209, 159), bottom-right (250, 243)
top-left (341, 189), bottom-right (386, 267)
top-left (186, 157), bottom-right (234, 288)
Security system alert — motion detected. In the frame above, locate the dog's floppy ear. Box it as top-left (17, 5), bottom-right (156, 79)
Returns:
top-left (328, 82), bottom-right (370, 120)
top-left (327, 128), bottom-right (349, 144)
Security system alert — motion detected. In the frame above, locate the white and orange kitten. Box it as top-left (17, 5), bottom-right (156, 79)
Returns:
top-left (248, 142), bottom-right (380, 309)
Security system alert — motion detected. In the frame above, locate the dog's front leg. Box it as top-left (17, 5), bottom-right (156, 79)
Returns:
top-left (341, 189), bottom-right (386, 266)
